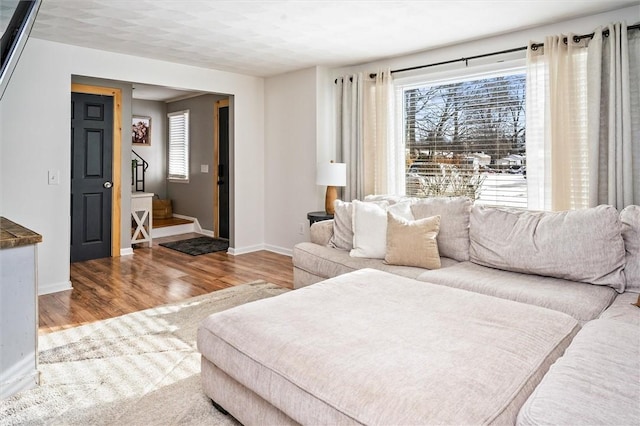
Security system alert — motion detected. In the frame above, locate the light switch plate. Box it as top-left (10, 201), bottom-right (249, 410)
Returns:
top-left (200, 164), bottom-right (209, 173)
top-left (48, 170), bottom-right (60, 185)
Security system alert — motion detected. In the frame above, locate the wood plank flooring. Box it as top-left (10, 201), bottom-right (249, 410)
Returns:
top-left (38, 233), bottom-right (293, 334)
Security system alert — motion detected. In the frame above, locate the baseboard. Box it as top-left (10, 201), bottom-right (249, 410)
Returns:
top-left (38, 280), bottom-right (72, 295)
top-left (264, 244), bottom-right (293, 257)
top-left (227, 244), bottom-right (265, 256)
top-left (151, 223), bottom-right (195, 238)
top-left (227, 244), bottom-right (293, 257)
top-left (199, 229), bottom-right (214, 238)
top-left (120, 248), bottom-right (134, 256)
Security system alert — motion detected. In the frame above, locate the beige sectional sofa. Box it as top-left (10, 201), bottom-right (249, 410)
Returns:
top-left (199, 198), bottom-right (639, 425)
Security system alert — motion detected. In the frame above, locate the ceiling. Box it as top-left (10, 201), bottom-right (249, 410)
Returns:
top-left (31, 0), bottom-right (638, 80)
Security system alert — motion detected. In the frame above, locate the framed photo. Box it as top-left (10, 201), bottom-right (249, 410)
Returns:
top-left (132, 116), bottom-right (151, 145)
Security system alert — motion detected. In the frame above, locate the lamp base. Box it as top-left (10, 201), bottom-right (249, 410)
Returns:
top-left (325, 186), bottom-right (337, 215)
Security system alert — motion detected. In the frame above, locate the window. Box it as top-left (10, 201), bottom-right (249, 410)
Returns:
top-left (402, 70), bottom-right (527, 208)
top-left (167, 110), bottom-right (189, 181)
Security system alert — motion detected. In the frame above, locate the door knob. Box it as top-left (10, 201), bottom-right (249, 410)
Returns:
top-left (103, 181), bottom-right (113, 188)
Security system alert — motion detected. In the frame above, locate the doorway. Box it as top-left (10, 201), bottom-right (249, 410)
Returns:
top-left (214, 99), bottom-right (230, 239)
top-left (70, 84), bottom-right (122, 261)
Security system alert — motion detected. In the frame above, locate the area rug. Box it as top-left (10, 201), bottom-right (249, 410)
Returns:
top-left (0, 281), bottom-right (289, 426)
top-left (159, 236), bottom-right (229, 256)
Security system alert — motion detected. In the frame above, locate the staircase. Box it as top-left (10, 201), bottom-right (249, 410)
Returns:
top-left (131, 151), bottom-right (199, 239)
top-left (131, 150), bottom-right (148, 192)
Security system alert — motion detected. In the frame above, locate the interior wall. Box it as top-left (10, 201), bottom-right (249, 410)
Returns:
top-left (264, 67), bottom-right (325, 254)
top-left (132, 99), bottom-right (167, 199)
top-left (0, 37), bottom-right (265, 294)
top-left (167, 94), bottom-right (226, 232)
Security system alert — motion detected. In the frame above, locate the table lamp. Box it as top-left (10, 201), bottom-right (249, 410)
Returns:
top-left (317, 161), bottom-right (346, 215)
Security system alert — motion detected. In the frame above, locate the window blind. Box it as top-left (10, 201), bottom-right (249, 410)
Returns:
top-left (403, 71), bottom-right (528, 208)
top-left (167, 110), bottom-right (189, 181)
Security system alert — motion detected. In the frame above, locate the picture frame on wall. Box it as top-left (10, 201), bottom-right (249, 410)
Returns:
top-left (132, 116), bottom-right (151, 145)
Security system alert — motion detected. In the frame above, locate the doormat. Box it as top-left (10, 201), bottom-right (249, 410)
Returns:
top-left (159, 236), bottom-right (229, 256)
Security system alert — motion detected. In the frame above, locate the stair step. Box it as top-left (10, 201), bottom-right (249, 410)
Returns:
top-left (154, 217), bottom-right (193, 228)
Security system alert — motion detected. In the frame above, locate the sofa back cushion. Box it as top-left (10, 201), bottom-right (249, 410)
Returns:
top-left (410, 197), bottom-right (472, 261)
top-left (620, 205), bottom-right (640, 293)
top-left (469, 205), bottom-right (626, 292)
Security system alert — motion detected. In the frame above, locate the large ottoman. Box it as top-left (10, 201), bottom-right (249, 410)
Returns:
top-left (197, 269), bottom-right (580, 425)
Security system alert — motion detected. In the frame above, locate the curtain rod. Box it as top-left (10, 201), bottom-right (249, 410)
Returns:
top-left (364, 22), bottom-right (639, 79)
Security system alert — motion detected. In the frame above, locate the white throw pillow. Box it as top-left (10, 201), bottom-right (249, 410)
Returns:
top-left (350, 200), bottom-right (414, 259)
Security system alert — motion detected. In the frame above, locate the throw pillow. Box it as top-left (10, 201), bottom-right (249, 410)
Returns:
top-left (385, 213), bottom-right (441, 269)
top-left (350, 200), bottom-right (389, 258)
top-left (329, 199), bottom-right (354, 250)
top-left (410, 196), bottom-right (472, 261)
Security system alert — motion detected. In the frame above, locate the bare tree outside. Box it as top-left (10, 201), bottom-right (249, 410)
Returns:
top-left (404, 73), bottom-right (527, 207)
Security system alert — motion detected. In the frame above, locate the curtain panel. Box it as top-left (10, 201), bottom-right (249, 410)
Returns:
top-left (335, 73), bottom-right (365, 201)
top-left (527, 21), bottom-right (639, 211)
top-left (336, 69), bottom-right (403, 201)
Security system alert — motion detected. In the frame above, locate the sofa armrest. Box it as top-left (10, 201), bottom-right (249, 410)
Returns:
top-left (310, 220), bottom-right (334, 246)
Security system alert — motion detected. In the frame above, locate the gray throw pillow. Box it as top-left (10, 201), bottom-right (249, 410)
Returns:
top-left (620, 205), bottom-right (640, 293)
top-left (410, 197), bottom-right (472, 261)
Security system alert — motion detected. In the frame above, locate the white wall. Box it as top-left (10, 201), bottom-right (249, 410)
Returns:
top-left (264, 67), bottom-right (326, 254)
top-left (0, 38), bottom-right (265, 294)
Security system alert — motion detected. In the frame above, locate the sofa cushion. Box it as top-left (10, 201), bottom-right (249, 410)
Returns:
top-left (620, 205), bottom-right (640, 293)
top-left (469, 205), bottom-right (626, 292)
top-left (417, 261), bottom-right (617, 323)
top-left (293, 242), bottom-right (458, 285)
top-left (517, 319), bottom-right (640, 426)
top-left (385, 213), bottom-right (441, 269)
top-left (599, 292), bottom-right (640, 326)
top-left (199, 269), bottom-right (579, 426)
top-left (410, 197), bottom-right (472, 262)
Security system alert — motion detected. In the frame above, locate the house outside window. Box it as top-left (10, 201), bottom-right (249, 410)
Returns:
top-left (401, 69), bottom-right (527, 208)
top-left (168, 110), bottom-right (190, 182)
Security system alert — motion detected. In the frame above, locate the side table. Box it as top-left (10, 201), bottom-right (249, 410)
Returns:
top-left (307, 211), bottom-right (334, 226)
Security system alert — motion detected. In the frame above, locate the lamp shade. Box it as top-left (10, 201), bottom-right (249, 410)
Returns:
top-left (316, 162), bottom-right (346, 187)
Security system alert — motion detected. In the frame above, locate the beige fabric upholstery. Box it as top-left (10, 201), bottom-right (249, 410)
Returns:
top-left (310, 220), bottom-right (333, 246)
top-left (198, 269), bottom-right (579, 425)
top-left (599, 292), bottom-right (640, 326)
top-left (469, 205), bottom-right (627, 291)
top-left (292, 266), bottom-right (325, 289)
top-left (328, 200), bottom-right (354, 250)
top-left (517, 319), bottom-right (640, 426)
top-left (417, 261), bottom-right (616, 323)
top-left (410, 196), bottom-right (472, 261)
top-left (292, 241), bottom-right (459, 289)
top-left (201, 357), bottom-right (299, 426)
top-left (385, 213), bottom-right (441, 269)
top-left (621, 205), bottom-right (640, 292)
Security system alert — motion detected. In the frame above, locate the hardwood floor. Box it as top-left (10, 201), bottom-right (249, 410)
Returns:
top-left (38, 233), bottom-right (293, 334)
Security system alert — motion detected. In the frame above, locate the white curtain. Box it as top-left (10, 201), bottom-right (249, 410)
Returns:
top-left (363, 69), bottom-right (404, 196)
top-left (527, 22), bottom-right (639, 211)
top-left (336, 69), bottom-right (402, 200)
top-left (526, 34), bottom-right (590, 211)
top-left (335, 73), bottom-right (364, 201)
top-left (587, 23), bottom-right (639, 210)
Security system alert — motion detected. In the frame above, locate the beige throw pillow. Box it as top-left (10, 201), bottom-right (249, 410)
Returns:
top-left (385, 212), bottom-right (441, 269)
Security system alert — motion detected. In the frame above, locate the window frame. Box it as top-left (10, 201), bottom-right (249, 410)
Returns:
top-left (167, 109), bottom-right (190, 183)
top-left (395, 59), bottom-right (530, 208)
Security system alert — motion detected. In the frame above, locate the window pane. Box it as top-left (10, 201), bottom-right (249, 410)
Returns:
top-left (168, 110), bottom-right (189, 180)
top-left (404, 72), bottom-right (527, 208)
